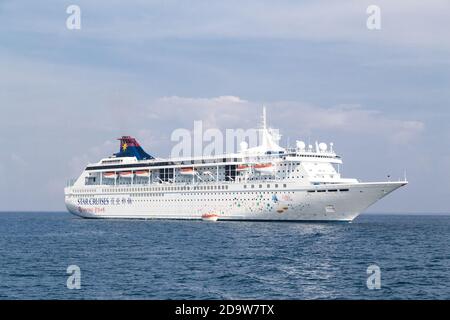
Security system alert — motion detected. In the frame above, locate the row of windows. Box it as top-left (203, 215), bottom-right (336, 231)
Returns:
top-left (70, 190), bottom-right (296, 198)
top-left (134, 193), bottom-right (164, 197)
top-left (102, 184), bottom-right (231, 193)
top-left (74, 183), bottom-right (294, 195)
top-left (101, 159), bottom-right (123, 164)
top-left (307, 189), bottom-right (349, 193)
top-left (244, 184), bottom-right (287, 189)
top-left (293, 154), bottom-right (335, 159)
top-left (134, 196), bottom-right (274, 201)
top-left (133, 197), bottom-right (275, 202)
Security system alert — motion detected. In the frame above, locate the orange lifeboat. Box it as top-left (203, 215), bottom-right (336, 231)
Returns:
top-left (201, 213), bottom-right (219, 222)
top-left (254, 163), bottom-right (275, 174)
top-left (103, 172), bottom-right (117, 179)
top-left (118, 171), bottom-right (133, 178)
top-left (180, 167), bottom-right (196, 175)
top-left (237, 164), bottom-right (251, 171)
top-left (135, 170), bottom-right (150, 177)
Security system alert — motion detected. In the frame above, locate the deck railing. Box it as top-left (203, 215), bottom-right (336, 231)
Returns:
top-left (66, 178), bottom-right (77, 187)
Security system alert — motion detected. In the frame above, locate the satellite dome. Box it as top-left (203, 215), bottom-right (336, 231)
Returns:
top-left (296, 140), bottom-right (306, 150)
top-left (240, 141), bottom-right (248, 151)
top-left (319, 142), bottom-right (327, 151)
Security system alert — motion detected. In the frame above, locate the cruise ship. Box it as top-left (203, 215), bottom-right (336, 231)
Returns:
top-left (64, 109), bottom-right (407, 221)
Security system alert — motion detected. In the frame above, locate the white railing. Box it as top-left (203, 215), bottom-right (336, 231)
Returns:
top-left (66, 178), bottom-right (76, 187)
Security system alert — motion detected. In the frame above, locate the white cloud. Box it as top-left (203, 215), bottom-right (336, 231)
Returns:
top-left (2, 0), bottom-right (449, 51)
top-left (158, 95), bottom-right (246, 107)
top-left (275, 103), bottom-right (425, 144)
top-left (148, 96), bottom-right (424, 145)
top-left (0, 1), bottom-right (444, 212)
top-left (150, 96), bottom-right (252, 129)
top-left (10, 153), bottom-right (28, 168)
top-left (68, 140), bottom-right (116, 176)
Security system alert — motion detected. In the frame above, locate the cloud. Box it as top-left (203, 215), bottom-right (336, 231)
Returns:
top-left (2, 0), bottom-right (449, 51)
top-left (148, 96), bottom-right (425, 145)
top-left (159, 95), bottom-right (247, 106)
top-left (68, 140), bottom-right (116, 177)
top-left (146, 96), bottom-right (250, 131)
top-left (275, 102), bottom-right (425, 144)
top-left (0, 1), bottom-right (445, 212)
top-left (10, 153), bottom-right (28, 168)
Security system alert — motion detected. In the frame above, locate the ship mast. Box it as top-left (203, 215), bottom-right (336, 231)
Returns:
top-left (262, 105), bottom-right (267, 130)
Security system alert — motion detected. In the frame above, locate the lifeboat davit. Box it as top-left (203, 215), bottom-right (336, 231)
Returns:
top-left (103, 172), bottom-right (117, 179)
top-left (135, 170), bottom-right (150, 177)
top-left (180, 168), bottom-right (196, 175)
top-left (201, 213), bottom-right (219, 222)
top-left (254, 163), bottom-right (275, 175)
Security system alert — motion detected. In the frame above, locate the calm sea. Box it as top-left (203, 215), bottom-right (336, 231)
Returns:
top-left (0, 212), bottom-right (449, 299)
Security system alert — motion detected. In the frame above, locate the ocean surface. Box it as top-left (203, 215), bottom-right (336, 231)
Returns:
top-left (0, 212), bottom-right (449, 300)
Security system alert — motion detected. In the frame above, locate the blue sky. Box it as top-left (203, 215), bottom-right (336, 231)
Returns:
top-left (1, 0), bottom-right (449, 212)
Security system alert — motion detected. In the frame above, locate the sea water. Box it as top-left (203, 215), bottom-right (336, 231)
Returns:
top-left (0, 212), bottom-right (449, 299)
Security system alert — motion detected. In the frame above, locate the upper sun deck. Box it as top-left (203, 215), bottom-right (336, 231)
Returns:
top-left (86, 146), bottom-right (341, 172)
top-left (84, 107), bottom-right (342, 172)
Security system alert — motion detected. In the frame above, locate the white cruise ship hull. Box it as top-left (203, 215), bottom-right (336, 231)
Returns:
top-left (65, 181), bottom-right (406, 222)
top-left (65, 111), bottom-right (408, 222)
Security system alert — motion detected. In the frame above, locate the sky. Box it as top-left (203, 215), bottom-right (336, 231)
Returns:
top-left (0, 0), bottom-right (449, 212)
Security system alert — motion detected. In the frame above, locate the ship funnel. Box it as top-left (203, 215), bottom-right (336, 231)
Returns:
top-left (114, 136), bottom-right (154, 160)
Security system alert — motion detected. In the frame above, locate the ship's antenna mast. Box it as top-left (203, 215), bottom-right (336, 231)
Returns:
top-left (261, 105), bottom-right (267, 130)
